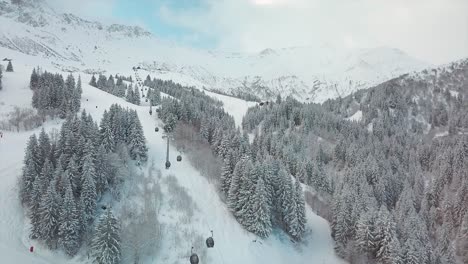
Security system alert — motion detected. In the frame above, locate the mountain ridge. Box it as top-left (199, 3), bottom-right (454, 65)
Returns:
top-left (0, 0), bottom-right (431, 102)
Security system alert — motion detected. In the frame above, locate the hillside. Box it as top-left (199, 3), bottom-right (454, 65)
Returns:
top-left (241, 59), bottom-right (468, 263)
top-left (0, 52), bottom-right (345, 263)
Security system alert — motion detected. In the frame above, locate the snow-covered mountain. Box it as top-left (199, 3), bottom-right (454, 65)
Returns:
top-left (0, 0), bottom-right (429, 102)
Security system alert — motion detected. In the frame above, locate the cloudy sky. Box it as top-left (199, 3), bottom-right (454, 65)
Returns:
top-left (48, 0), bottom-right (468, 64)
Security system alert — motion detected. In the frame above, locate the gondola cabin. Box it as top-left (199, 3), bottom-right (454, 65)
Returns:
top-left (190, 254), bottom-right (199, 264)
top-left (206, 231), bottom-right (214, 248)
top-left (190, 247), bottom-right (199, 264)
top-left (177, 155), bottom-right (182, 162)
top-left (165, 160), bottom-right (171, 169)
top-left (155, 127), bottom-right (159, 132)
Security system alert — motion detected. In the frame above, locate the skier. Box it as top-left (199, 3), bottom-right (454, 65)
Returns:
top-left (29, 246), bottom-right (34, 253)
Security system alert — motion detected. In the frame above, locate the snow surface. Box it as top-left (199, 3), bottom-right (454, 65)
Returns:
top-left (0, 57), bottom-right (345, 263)
top-left (345, 110), bottom-right (362, 122)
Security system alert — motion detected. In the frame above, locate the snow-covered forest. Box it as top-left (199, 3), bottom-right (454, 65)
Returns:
top-left (242, 59), bottom-right (468, 263)
top-left (0, 1), bottom-right (467, 264)
top-left (19, 99), bottom-right (148, 261)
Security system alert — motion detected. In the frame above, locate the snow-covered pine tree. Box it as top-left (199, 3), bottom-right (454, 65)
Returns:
top-left (402, 238), bottom-right (424, 264)
top-left (375, 205), bottom-right (398, 263)
top-left (249, 177), bottom-right (272, 238)
top-left (163, 113), bottom-right (177, 133)
top-left (279, 169), bottom-right (298, 239)
top-left (65, 74), bottom-right (76, 95)
top-left (59, 96), bottom-right (69, 119)
top-left (100, 121), bottom-right (115, 153)
top-left (6, 60), bottom-right (13, 72)
top-left (38, 128), bottom-right (51, 166)
top-left (97, 75), bottom-right (107, 90)
top-left (220, 152), bottom-right (234, 197)
top-left (71, 87), bottom-right (81, 113)
top-left (128, 111), bottom-right (148, 161)
top-left (89, 75), bottom-right (97, 87)
top-left (58, 176), bottom-right (82, 256)
top-left (38, 179), bottom-right (60, 248)
top-left (107, 75), bottom-right (115, 91)
top-left (227, 158), bottom-right (247, 211)
top-left (40, 158), bottom-right (54, 191)
top-left (67, 155), bottom-right (80, 197)
top-left (29, 175), bottom-right (44, 239)
top-left (77, 75), bottom-right (82, 95)
top-left (151, 88), bottom-right (161, 106)
top-left (80, 155), bottom-right (97, 224)
top-left (20, 135), bottom-right (40, 206)
top-left (294, 179), bottom-right (306, 240)
top-left (356, 209), bottom-right (377, 255)
top-left (91, 209), bottom-right (121, 264)
top-left (235, 160), bottom-right (256, 218)
top-left (94, 144), bottom-right (109, 198)
top-left (133, 85), bottom-right (141, 105)
top-left (125, 85), bottom-right (133, 103)
top-left (54, 159), bottom-right (65, 196)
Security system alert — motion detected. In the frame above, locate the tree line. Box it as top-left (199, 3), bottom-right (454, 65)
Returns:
top-left (89, 74), bottom-right (161, 106)
top-left (30, 68), bottom-right (82, 119)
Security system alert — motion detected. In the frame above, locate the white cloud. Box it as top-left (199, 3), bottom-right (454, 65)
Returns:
top-left (159, 0), bottom-right (468, 64)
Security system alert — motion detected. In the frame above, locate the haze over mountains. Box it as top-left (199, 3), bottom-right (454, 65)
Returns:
top-left (0, 0), bottom-right (431, 102)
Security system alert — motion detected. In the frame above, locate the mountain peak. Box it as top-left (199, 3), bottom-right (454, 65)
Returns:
top-left (259, 48), bottom-right (277, 56)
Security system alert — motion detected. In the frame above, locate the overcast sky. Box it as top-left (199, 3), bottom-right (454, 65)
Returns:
top-left (48, 0), bottom-right (468, 64)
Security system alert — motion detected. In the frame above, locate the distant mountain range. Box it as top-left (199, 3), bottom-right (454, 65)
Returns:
top-left (0, 0), bottom-right (431, 102)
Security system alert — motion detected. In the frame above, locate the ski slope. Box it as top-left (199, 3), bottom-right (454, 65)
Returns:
top-left (0, 58), bottom-right (345, 263)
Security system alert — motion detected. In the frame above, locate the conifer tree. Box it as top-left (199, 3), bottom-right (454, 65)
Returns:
top-left (294, 179), bottom-right (306, 240)
top-left (81, 156), bottom-right (97, 224)
top-left (67, 155), bottom-right (80, 197)
top-left (94, 144), bottom-right (109, 197)
top-left (58, 177), bottom-right (81, 256)
top-left (249, 178), bottom-right (272, 237)
top-left (38, 179), bottom-right (60, 248)
top-left (20, 135), bottom-right (40, 206)
top-left (6, 60), bottom-right (13, 72)
top-left (280, 170), bottom-right (298, 239)
top-left (128, 111), bottom-right (148, 161)
top-left (228, 158), bottom-right (247, 211)
top-left (38, 128), bottom-right (51, 166)
top-left (89, 75), bottom-right (97, 87)
top-left (100, 121), bottom-right (115, 153)
top-left (125, 85), bottom-right (133, 103)
top-left (133, 86), bottom-right (141, 105)
top-left (91, 209), bottom-right (121, 264)
top-left (29, 175), bottom-right (44, 239)
top-left (77, 75), bottom-right (82, 95)
top-left (220, 153), bottom-right (233, 196)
